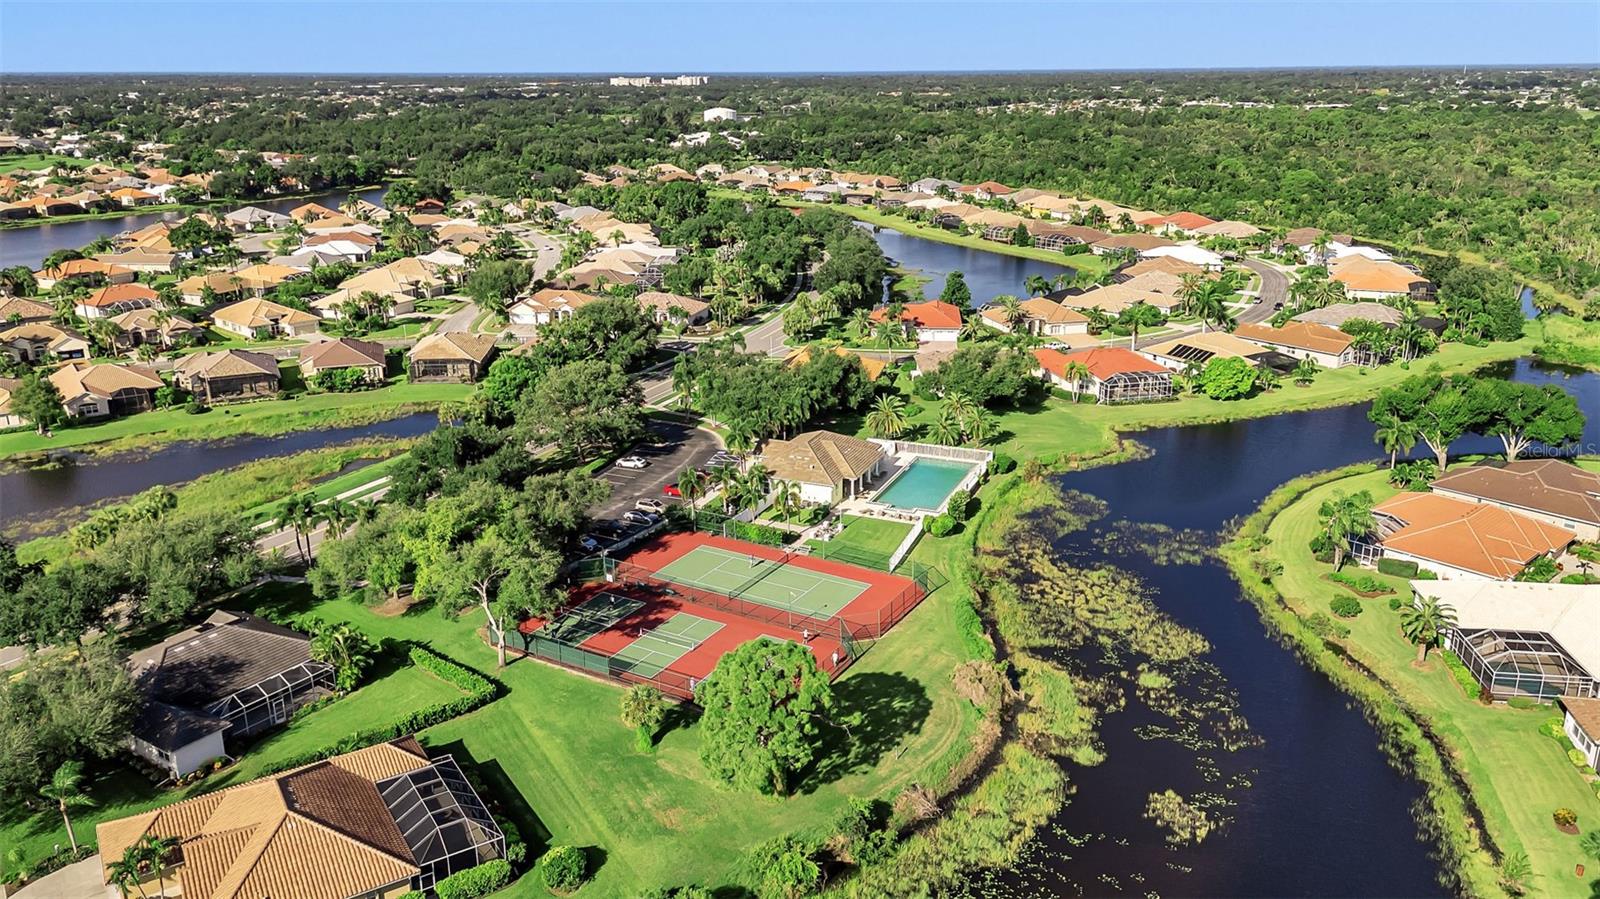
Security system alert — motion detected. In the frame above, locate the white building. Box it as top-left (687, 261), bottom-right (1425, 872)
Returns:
top-left (703, 107), bottom-right (738, 122)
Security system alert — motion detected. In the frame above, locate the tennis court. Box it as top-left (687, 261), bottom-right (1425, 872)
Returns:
top-left (542, 592), bottom-right (643, 646)
top-left (611, 613), bottom-right (724, 678)
top-left (651, 544), bottom-right (869, 620)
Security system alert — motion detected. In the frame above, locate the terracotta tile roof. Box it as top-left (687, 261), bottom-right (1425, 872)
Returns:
top-left (1329, 257), bottom-right (1427, 294)
top-left (1092, 233), bottom-right (1176, 252)
top-left (1059, 283), bottom-right (1181, 314)
top-left (784, 345), bottom-right (887, 381)
top-left (516, 288), bottom-right (602, 314)
top-left (82, 282), bottom-right (158, 308)
top-left (762, 430), bottom-right (885, 487)
top-left (1, 322), bottom-right (88, 352)
top-left (175, 349), bottom-right (280, 379)
top-left (1563, 697), bottom-right (1600, 742)
top-left (1430, 460), bottom-right (1600, 527)
top-left (288, 202), bottom-right (340, 222)
top-left (869, 300), bottom-right (962, 331)
top-left (1142, 330), bottom-right (1269, 363)
top-left (409, 331), bottom-right (498, 363)
top-left (179, 271), bottom-right (252, 296)
top-left (0, 297), bottom-right (52, 321)
top-left (973, 181), bottom-right (1014, 194)
top-left (1235, 320), bottom-right (1355, 355)
top-left (96, 737), bottom-right (437, 899)
top-left (305, 231), bottom-right (378, 247)
top-left (1153, 211), bottom-right (1217, 230)
top-left (211, 299), bottom-right (319, 330)
top-left (1373, 491), bottom-right (1575, 579)
top-left (981, 298), bottom-right (1090, 327)
top-left (1120, 256), bottom-right (1208, 279)
top-left (38, 258), bottom-right (131, 280)
top-left (109, 308), bottom-right (200, 335)
top-left (48, 361), bottom-right (163, 399)
top-left (1193, 219), bottom-right (1263, 238)
top-left (1033, 346), bottom-right (1167, 381)
top-left (634, 290), bottom-right (710, 317)
top-left (299, 337), bottom-right (386, 371)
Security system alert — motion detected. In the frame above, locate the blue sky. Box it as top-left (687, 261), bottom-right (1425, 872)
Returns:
top-left (2, 1), bottom-right (1596, 73)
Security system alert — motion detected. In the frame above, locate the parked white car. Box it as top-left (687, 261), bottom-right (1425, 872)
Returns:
top-left (623, 510), bottom-right (658, 526)
top-left (616, 456), bottom-right (649, 469)
top-left (635, 499), bottom-right (667, 514)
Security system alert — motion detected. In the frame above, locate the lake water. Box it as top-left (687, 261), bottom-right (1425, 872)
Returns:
top-left (967, 357), bottom-right (1599, 897)
top-left (0, 186), bottom-right (388, 270)
top-left (0, 410), bottom-right (435, 539)
top-left (861, 222), bottom-right (1076, 305)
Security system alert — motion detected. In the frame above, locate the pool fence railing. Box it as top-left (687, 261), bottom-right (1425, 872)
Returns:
top-left (886, 515), bottom-right (925, 572)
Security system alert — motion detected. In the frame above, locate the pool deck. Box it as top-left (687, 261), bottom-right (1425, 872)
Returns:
top-left (839, 452), bottom-right (983, 519)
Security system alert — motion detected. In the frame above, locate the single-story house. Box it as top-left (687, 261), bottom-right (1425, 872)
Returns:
top-left (1429, 459), bottom-right (1600, 542)
top-left (93, 250), bottom-right (177, 275)
top-left (1139, 331), bottom-right (1282, 371)
top-left (869, 300), bottom-right (963, 343)
top-left (1032, 346), bottom-right (1174, 404)
top-left (0, 322), bottom-right (90, 362)
top-left (222, 204), bottom-right (292, 231)
top-left (173, 349), bottom-right (281, 403)
top-left (1193, 220), bottom-right (1264, 239)
top-left (1562, 697), bottom-right (1600, 769)
top-left (309, 287), bottom-right (416, 320)
top-left (48, 361), bottom-right (163, 418)
top-left (1369, 492), bottom-right (1575, 580)
top-left (408, 332), bottom-right (498, 382)
top-left (299, 337), bottom-right (387, 383)
top-left (761, 429), bottom-right (888, 505)
top-left (211, 298), bottom-right (321, 339)
top-left (1138, 244), bottom-right (1225, 270)
top-left (1120, 256), bottom-right (1209, 280)
top-left (1057, 282), bottom-right (1183, 316)
top-left (96, 736), bottom-right (506, 897)
top-left (1090, 233), bottom-right (1177, 255)
top-left (507, 288), bottom-right (602, 329)
top-left (784, 345), bottom-right (888, 381)
top-left (0, 296), bottom-right (52, 324)
top-left (1291, 301), bottom-right (1406, 330)
top-left (979, 298), bottom-right (1091, 337)
top-left (108, 187), bottom-right (161, 207)
top-left (635, 290), bottom-right (711, 327)
top-left (109, 307), bottom-right (203, 350)
top-left (1410, 580), bottom-right (1597, 703)
top-left (176, 270), bottom-right (251, 305)
top-left (339, 257), bottom-right (450, 300)
top-left (125, 610), bottom-right (334, 779)
top-left (287, 201), bottom-right (339, 222)
top-left (1234, 320), bottom-right (1361, 368)
top-left (75, 282), bottom-right (158, 319)
top-left (1329, 256), bottom-right (1432, 300)
top-left (0, 377), bottom-right (25, 429)
top-left (35, 258), bottom-right (136, 289)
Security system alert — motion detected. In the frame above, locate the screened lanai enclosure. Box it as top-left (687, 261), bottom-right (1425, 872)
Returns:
top-left (1098, 369), bottom-right (1175, 404)
top-left (203, 657), bottom-right (336, 736)
top-left (1447, 626), bottom-right (1599, 702)
top-left (380, 755), bottom-right (507, 889)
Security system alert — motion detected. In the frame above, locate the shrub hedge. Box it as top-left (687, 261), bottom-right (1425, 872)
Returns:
top-left (1439, 649), bottom-right (1481, 701)
top-left (434, 859), bottom-right (513, 899)
top-left (1376, 557), bottom-right (1419, 578)
top-left (539, 845), bottom-right (587, 893)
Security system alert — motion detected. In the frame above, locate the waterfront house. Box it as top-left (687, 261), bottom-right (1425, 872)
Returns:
top-left (47, 361), bottom-right (163, 418)
top-left (1410, 580), bottom-right (1597, 703)
top-left (93, 250), bottom-right (177, 275)
top-left (1234, 320), bottom-right (1361, 368)
top-left (1370, 492), bottom-right (1574, 580)
top-left (211, 298), bottom-right (321, 339)
top-left (75, 282), bottom-right (158, 319)
top-left (108, 187), bottom-right (161, 208)
top-left (222, 205), bottom-right (292, 231)
top-left (1139, 330), bottom-right (1284, 372)
top-left (298, 337), bottom-right (387, 384)
top-left (35, 258), bottom-right (136, 290)
top-left (1138, 244), bottom-right (1225, 270)
top-left (1090, 233), bottom-right (1176, 255)
top-left (978, 297), bottom-right (1091, 338)
top-left (761, 429), bottom-right (887, 505)
top-left (0, 377), bottom-right (25, 429)
top-left (1329, 256), bottom-right (1431, 300)
top-left (1032, 346), bottom-right (1174, 404)
top-left (1562, 697), bottom-right (1600, 769)
top-left (174, 349), bottom-right (282, 402)
top-left (868, 300), bottom-right (963, 344)
top-left (96, 736), bottom-right (506, 898)
top-left (408, 332), bottom-right (498, 382)
top-left (1429, 459), bottom-right (1600, 542)
top-left (124, 610), bottom-right (334, 779)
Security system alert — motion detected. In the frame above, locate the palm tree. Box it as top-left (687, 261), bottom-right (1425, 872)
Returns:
top-left (1256, 368), bottom-right (1281, 393)
top-left (929, 406), bottom-right (963, 445)
top-left (319, 499), bottom-right (357, 539)
top-left (864, 394), bottom-right (909, 438)
top-left (1310, 232), bottom-right (1332, 265)
top-left (1175, 272), bottom-right (1206, 318)
top-left (944, 392), bottom-right (977, 423)
top-left (1292, 357), bottom-right (1320, 386)
top-left (711, 465), bottom-right (741, 512)
top-left (39, 760), bottom-right (94, 854)
top-left (1400, 596), bottom-right (1457, 663)
top-left (772, 479), bottom-right (801, 523)
top-left (1062, 359), bottom-right (1092, 402)
top-left (1317, 490), bottom-right (1374, 570)
top-left (998, 294), bottom-right (1025, 331)
top-left (964, 408), bottom-right (998, 446)
top-left (107, 850), bottom-right (148, 898)
top-left (1190, 281), bottom-right (1236, 333)
top-left (873, 319), bottom-right (906, 349)
top-left (677, 469), bottom-right (706, 525)
top-left (1371, 412), bottom-right (1419, 469)
top-left (1023, 274), bottom-right (1052, 297)
top-left (849, 307), bottom-right (873, 341)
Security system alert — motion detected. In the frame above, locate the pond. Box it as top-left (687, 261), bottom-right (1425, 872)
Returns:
top-left (968, 358), bottom-right (1599, 896)
top-left (0, 186), bottom-right (389, 270)
top-left (859, 222), bottom-right (1076, 305)
top-left (0, 410), bottom-right (435, 540)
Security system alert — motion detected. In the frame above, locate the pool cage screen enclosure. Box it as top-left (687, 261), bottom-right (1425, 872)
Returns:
top-left (379, 755), bottom-right (507, 889)
top-left (204, 659), bottom-right (335, 736)
top-left (1447, 627), bottom-right (1598, 702)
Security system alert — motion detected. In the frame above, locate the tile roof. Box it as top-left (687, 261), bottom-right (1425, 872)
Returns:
top-left (0, 296), bottom-right (52, 320)
top-left (634, 290), bottom-right (710, 317)
top-left (1329, 257), bottom-right (1427, 294)
top-left (175, 349), bottom-right (281, 379)
top-left (48, 361), bottom-right (162, 399)
top-left (299, 337), bottom-right (386, 371)
top-left (784, 345), bottom-right (887, 381)
top-left (1033, 346), bottom-right (1168, 381)
top-left (1092, 233), bottom-right (1176, 252)
top-left (1235, 320), bottom-right (1355, 355)
top-left (82, 282), bottom-right (158, 308)
top-left (409, 331), bottom-right (498, 363)
top-left (1291, 301), bottom-right (1406, 328)
top-left (762, 430), bottom-right (885, 487)
top-left (211, 299), bottom-right (319, 329)
top-left (1430, 460), bottom-right (1600, 528)
top-left (1373, 491), bottom-right (1575, 579)
top-left (869, 300), bottom-right (962, 331)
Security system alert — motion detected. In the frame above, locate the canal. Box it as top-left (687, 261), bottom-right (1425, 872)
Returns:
top-left (967, 357), bottom-right (1599, 897)
top-left (860, 222), bottom-right (1076, 305)
top-left (0, 411), bottom-right (435, 540)
top-left (0, 186), bottom-right (388, 270)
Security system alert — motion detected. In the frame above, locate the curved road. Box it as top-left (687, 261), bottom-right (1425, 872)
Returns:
top-left (1132, 256), bottom-right (1288, 349)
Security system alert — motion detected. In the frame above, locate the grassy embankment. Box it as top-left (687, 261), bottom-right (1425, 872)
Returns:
top-left (1223, 460), bottom-right (1600, 897)
top-left (1534, 313), bottom-right (1600, 371)
top-left (0, 380), bottom-right (468, 459)
top-left (13, 439), bottom-right (416, 567)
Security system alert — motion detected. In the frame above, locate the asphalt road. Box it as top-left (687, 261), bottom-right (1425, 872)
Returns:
top-left (1238, 257), bottom-right (1290, 320)
top-left (592, 418), bottom-right (722, 522)
top-left (742, 311), bottom-right (791, 357)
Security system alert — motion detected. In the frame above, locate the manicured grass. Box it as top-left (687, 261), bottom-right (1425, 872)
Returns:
top-left (0, 655), bottom-right (470, 874)
top-left (0, 381), bottom-right (469, 458)
top-left (1258, 467), bottom-right (1600, 892)
top-left (0, 153), bottom-right (90, 173)
top-left (813, 515), bottom-right (914, 558)
top-left (228, 540), bottom-right (977, 896)
top-left (364, 318), bottom-right (438, 340)
top-left (1533, 313), bottom-right (1600, 371)
top-left (242, 452), bottom-right (411, 526)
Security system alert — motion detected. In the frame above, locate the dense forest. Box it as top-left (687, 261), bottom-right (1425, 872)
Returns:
top-left (3, 69), bottom-right (1597, 298)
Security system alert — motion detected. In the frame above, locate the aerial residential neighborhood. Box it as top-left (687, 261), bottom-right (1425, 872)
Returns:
top-left (0, 5), bottom-right (1598, 899)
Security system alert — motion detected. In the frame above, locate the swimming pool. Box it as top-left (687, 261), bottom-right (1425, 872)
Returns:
top-left (873, 457), bottom-right (978, 512)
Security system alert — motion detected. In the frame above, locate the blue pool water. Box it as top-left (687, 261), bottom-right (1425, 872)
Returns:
top-left (873, 457), bottom-right (977, 511)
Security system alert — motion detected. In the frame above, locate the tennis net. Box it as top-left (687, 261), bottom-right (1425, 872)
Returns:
top-left (641, 627), bottom-right (701, 651)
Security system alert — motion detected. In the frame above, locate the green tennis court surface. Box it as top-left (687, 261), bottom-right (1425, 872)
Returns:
top-left (543, 593), bottom-right (642, 646)
top-left (612, 613), bottom-right (723, 677)
top-left (652, 545), bottom-right (869, 619)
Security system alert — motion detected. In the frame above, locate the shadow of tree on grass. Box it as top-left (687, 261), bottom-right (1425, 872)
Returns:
top-left (798, 671), bottom-right (930, 794)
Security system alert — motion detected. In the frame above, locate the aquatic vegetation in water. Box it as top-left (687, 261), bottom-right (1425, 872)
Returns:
top-left (1143, 790), bottom-right (1215, 845)
top-left (1100, 520), bottom-right (1218, 566)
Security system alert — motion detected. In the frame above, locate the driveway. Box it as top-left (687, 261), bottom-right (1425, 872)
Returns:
top-left (592, 419), bottom-right (721, 523)
top-left (12, 854), bottom-right (103, 898)
top-left (435, 296), bottom-right (481, 334)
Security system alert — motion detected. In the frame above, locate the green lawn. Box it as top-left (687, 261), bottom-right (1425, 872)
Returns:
top-left (1259, 467), bottom-right (1600, 893)
top-left (243, 453), bottom-right (411, 526)
top-left (0, 381), bottom-right (470, 458)
top-left (0, 654), bottom-right (470, 874)
top-left (0, 153), bottom-right (90, 173)
top-left (1533, 313), bottom-right (1600, 371)
top-left (223, 539), bottom-right (977, 896)
top-left (811, 515), bottom-right (914, 558)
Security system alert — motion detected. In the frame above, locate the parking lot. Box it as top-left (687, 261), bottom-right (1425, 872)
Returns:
top-left (587, 418), bottom-right (722, 551)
